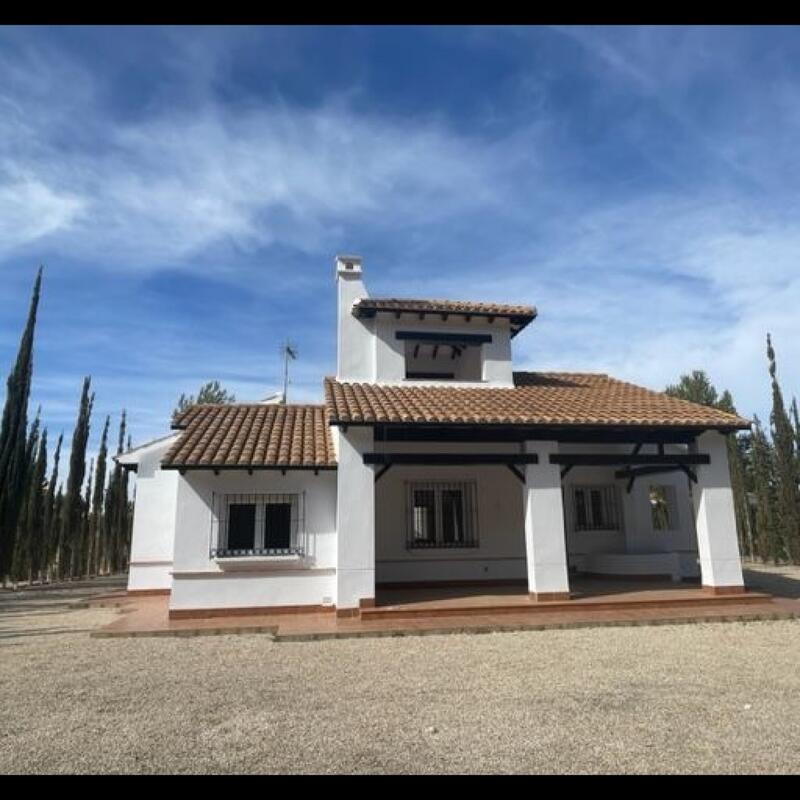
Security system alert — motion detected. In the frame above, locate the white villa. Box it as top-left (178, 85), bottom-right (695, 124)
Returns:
top-left (118, 255), bottom-right (750, 619)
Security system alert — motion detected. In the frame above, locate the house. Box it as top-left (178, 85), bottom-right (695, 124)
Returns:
top-left (118, 255), bottom-right (751, 619)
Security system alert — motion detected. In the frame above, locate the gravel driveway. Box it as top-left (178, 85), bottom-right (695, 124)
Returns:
top-left (1, 569), bottom-right (799, 774)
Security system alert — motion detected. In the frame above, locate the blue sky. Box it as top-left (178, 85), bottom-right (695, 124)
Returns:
top-left (2, 25), bottom-right (800, 460)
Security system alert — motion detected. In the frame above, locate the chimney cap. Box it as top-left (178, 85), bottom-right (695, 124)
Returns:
top-left (335, 254), bottom-right (363, 276)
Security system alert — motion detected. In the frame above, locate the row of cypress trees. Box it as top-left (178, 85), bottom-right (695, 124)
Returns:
top-left (0, 269), bottom-right (133, 587)
top-left (665, 335), bottom-right (800, 565)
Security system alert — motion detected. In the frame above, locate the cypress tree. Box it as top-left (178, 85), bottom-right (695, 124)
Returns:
top-left (718, 390), bottom-right (753, 559)
top-left (80, 458), bottom-right (94, 577)
top-left (751, 415), bottom-right (780, 562)
top-left (25, 428), bottom-right (48, 583)
top-left (43, 432), bottom-right (63, 581)
top-left (11, 410), bottom-right (41, 582)
top-left (89, 416), bottom-right (110, 576)
top-left (766, 334), bottom-right (800, 563)
top-left (0, 267), bottom-right (42, 582)
top-left (62, 377), bottom-right (94, 579)
top-left (105, 411), bottom-right (127, 573)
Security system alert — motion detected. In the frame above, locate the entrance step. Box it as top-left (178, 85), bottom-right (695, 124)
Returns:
top-left (364, 590), bottom-right (773, 620)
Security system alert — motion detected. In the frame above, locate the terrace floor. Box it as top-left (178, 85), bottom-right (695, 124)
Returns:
top-left (92, 572), bottom-right (800, 641)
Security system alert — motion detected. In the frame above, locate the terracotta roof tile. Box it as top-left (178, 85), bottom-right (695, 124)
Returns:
top-left (353, 297), bottom-right (537, 335)
top-left (324, 372), bottom-right (750, 430)
top-left (164, 404), bottom-right (336, 469)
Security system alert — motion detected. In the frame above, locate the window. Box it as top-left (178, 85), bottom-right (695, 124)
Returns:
top-left (649, 485), bottom-right (678, 531)
top-left (403, 340), bottom-right (483, 382)
top-left (407, 482), bottom-right (478, 548)
top-left (212, 493), bottom-right (304, 557)
top-left (571, 485), bottom-right (621, 532)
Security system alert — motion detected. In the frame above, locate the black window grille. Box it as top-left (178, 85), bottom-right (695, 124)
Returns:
top-left (571, 485), bottom-right (621, 532)
top-left (211, 493), bottom-right (305, 558)
top-left (406, 481), bottom-right (478, 549)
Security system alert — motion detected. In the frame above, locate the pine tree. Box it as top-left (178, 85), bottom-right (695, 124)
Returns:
top-left (766, 334), bottom-right (800, 563)
top-left (665, 370), bottom-right (719, 407)
top-left (751, 415), bottom-right (780, 562)
top-left (0, 267), bottom-right (42, 582)
top-left (62, 377), bottom-right (94, 579)
top-left (43, 432), bottom-right (63, 581)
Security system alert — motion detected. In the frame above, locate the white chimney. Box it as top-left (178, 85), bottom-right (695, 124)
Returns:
top-left (335, 253), bottom-right (373, 382)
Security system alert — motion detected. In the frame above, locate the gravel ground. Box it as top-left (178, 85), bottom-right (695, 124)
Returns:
top-left (1, 570), bottom-right (800, 774)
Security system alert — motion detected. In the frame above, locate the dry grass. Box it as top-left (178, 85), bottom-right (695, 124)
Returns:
top-left (1, 569), bottom-right (800, 774)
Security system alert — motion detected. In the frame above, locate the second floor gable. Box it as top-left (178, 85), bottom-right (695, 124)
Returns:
top-left (335, 255), bottom-right (536, 387)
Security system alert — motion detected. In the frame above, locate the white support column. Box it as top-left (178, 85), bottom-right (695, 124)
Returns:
top-left (523, 441), bottom-right (571, 601)
top-left (335, 426), bottom-right (375, 614)
top-left (690, 431), bottom-right (745, 594)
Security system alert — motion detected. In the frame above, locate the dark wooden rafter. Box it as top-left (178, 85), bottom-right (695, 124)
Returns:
top-left (413, 343), bottom-right (420, 358)
top-left (374, 464), bottom-right (392, 482)
top-left (432, 345), bottom-right (439, 359)
top-left (507, 464), bottom-right (525, 483)
top-left (615, 463), bottom-right (700, 493)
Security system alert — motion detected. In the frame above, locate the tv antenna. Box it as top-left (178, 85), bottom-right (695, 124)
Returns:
top-left (280, 340), bottom-right (298, 404)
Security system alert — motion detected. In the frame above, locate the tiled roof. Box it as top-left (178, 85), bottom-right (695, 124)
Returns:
top-left (324, 372), bottom-right (751, 430)
top-left (353, 297), bottom-right (537, 335)
top-left (163, 404), bottom-right (336, 470)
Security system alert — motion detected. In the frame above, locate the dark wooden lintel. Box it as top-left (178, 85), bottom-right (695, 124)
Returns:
top-left (363, 452), bottom-right (539, 466)
top-left (551, 453), bottom-right (710, 466)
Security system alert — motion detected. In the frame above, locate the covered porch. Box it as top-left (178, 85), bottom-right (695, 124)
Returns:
top-left (335, 419), bottom-right (749, 614)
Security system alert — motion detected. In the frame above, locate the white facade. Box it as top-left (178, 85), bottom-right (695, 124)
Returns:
top-left (120, 254), bottom-right (745, 615)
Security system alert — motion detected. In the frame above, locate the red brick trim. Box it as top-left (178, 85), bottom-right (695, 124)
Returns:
top-left (377, 579), bottom-right (525, 590)
top-left (530, 591), bottom-right (572, 602)
top-left (336, 607), bottom-right (361, 619)
top-left (359, 597), bottom-right (376, 609)
top-left (127, 589), bottom-right (171, 597)
top-left (169, 604), bottom-right (334, 620)
top-left (703, 585), bottom-right (746, 596)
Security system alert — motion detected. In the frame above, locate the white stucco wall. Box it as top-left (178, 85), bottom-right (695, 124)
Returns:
top-left (372, 440), bottom-right (701, 585)
top-left (169, 470), bottom-right (338, 612)
top-left (373, 314), bottom-right (514, 386)
top-left (560, 442), bottom-right (700, 578)
top-left (125, 438), bottom-right (180, 592)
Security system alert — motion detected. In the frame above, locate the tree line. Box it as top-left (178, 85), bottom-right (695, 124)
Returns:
top-left (665, 336), bottom-right (800, 564)
top-left (0, 269), bottom-right (132, 586)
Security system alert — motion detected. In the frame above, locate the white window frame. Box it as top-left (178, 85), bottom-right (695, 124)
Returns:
top-left (570, 484), bottom-right (622, 532)
top-left (213, 492), bottom-right (304, 557)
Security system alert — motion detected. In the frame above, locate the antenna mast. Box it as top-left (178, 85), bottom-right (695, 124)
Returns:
top-left (281, 340), bottom-right (298, 404)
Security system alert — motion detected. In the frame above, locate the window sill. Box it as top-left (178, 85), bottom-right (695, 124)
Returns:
top-left (213, 554), bottom-right (307, 571)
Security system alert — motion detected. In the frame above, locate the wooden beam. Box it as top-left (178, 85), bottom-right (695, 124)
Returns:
top-left (615, 465), bottom-right (691, 480)
top-left (432, 345), bottom-right (439, 359)
top-left (375, 464), bottom-right (392, 482)
top-left (363, 453), bottom-right (539, 466)
top-left (550, 453), bottom-right (709, 466)
top-left (413, 343), bottom-right (420, 359)
top-left (395, 331), bottom-right (492, 345)
top-left (507, 464), bottom-right (525, 483)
